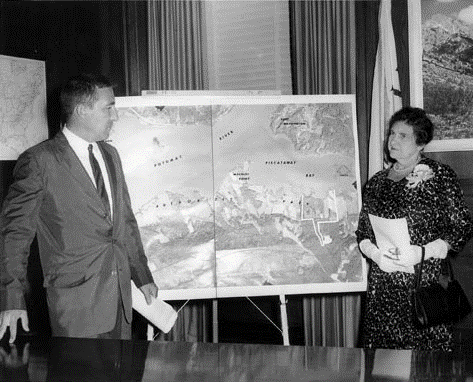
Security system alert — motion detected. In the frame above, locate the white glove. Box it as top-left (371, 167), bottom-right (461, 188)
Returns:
top-left (425, 238), bottom-right (449, 259)
top-left (359, 239), bottom-right (410, 273)
top-left (394, 239), bottom-right (449, 269)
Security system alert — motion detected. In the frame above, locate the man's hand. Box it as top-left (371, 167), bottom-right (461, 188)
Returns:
top-left (139, 283), bottom-right (158, 305)
top-left (0, 310), bottom-right (29, 343)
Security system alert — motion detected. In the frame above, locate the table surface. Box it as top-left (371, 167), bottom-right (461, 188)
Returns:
top-left (1, 335), bottom-right (472, 381)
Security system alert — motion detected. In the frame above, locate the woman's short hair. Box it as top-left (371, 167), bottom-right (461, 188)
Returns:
top-left (387, 106), bottom-right (434, 146)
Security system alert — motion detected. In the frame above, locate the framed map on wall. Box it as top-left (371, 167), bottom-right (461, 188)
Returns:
top-left (113, 95), bottom-right (366, 300)
top-left (0, 55), bottom-right (48, 160)
top-left (409, 0), bottom-right (473, 152)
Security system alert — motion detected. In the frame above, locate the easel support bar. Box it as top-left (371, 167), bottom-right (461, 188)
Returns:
top-left (279, 294), bottom-right (290, 346)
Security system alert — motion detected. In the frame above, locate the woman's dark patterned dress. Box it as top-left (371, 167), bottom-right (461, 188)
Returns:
top-left (356, 157), bottom-right (473, 350)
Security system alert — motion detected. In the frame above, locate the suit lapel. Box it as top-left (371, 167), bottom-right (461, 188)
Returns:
top-left (53, 132), bottom-right (96, 191)
top-left (52, 132), bottom-right (112, 220)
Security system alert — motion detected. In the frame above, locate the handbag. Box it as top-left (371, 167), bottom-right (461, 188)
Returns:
top-left (412, 246), bottom-right (471, 328)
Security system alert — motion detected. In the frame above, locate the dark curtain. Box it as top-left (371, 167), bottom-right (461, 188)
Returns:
top-left (290, 0), bottom-right (354, 95)
top-left (391, 0), bottom-right (410, 107)
top-left (122, 1), bottom-right (149, 96)
top-left (289, 0), bottom-right (383, 347)
top-left (353, 0), bottom-right (381, 347)
top-left (147, 0), bottom-right (208, 90)
top-left (355, 0), bottom-right (381, 188)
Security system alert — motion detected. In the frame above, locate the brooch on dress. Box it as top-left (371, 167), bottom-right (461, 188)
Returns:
top-left (406, 164), bottom-right (434, 189)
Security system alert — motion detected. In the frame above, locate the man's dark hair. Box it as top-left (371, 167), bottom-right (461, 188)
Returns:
top-left (60, 73), bottom-right (113, 124)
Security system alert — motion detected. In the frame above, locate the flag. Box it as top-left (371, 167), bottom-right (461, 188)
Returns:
top-left (369, 0), bottom-right (403, 177)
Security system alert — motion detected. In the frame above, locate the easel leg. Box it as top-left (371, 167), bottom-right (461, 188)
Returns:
top-left (213, 299), bottom-right (218, 343)
top-left (280, 294), bottom-right (290, 346)
top-left (245, 295), bottom-right (289, 345)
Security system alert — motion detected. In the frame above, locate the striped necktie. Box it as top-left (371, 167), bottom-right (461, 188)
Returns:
top-left (88, 144), bottom-right (111, 218)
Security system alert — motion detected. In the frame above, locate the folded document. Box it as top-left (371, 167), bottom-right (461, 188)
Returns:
top-left (131, 282), bottom-right (178, 333)
top-left (368, 214), bottom-right (411, 256)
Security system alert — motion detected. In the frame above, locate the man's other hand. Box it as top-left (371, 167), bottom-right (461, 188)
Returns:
top-left (0, 310), bottom-right (29, 343)
top-left (139, 283), bottom-right (159, 305)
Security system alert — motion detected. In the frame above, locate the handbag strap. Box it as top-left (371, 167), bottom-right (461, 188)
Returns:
top-left (415, 246), bottom-right (426, 289)
top-left (415, 247), bottom-right (453, 288)
top-left (442, 257), bottom-right (454, 280)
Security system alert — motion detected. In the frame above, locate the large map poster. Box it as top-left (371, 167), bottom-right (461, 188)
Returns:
top-left (112, 95), bottom-right (366, 299)
top-left (0, 55), bottom-right (48, 160)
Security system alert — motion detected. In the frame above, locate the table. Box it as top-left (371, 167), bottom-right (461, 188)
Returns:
top-left (1, 335), bottom-right (472, 381)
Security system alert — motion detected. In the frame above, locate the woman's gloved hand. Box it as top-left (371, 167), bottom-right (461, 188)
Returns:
top-left (359, 239), bottom-right (410, 273)
top-left (393, 238), bottom-right (449, 269)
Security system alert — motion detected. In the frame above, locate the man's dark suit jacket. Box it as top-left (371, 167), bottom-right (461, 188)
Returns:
top-left (0, 132), bottom-right (154, 337)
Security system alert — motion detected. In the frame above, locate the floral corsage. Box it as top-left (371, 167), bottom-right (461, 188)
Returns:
top-left (406, 164), bottom-right (434, 189)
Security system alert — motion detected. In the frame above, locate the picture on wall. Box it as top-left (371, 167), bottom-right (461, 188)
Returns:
top-left (409, 0), bottom-right (473, 151)
top-left (0, 55), bottom-right (48, 160)
top-left (112, 95), bottom-right (366, 300)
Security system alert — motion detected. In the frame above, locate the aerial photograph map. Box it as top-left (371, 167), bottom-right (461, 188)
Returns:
top-left (111, 95), bottom-right (365, 299)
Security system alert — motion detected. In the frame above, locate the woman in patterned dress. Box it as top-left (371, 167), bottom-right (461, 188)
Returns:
top-left (356, 107), bottom-right (473, 350)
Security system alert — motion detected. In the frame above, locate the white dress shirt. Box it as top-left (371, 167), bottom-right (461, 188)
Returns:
top-left (63, 126), bottom-right (113, 217)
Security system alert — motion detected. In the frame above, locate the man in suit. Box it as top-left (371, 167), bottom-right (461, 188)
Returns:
top-left (0, 73), bottom-right (158, 342)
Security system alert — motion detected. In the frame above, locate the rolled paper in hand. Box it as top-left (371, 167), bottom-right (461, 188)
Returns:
top-left (131, 281), bottom-right (178, 333)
